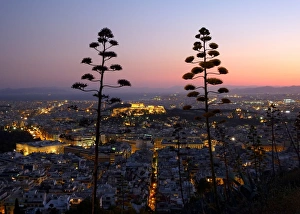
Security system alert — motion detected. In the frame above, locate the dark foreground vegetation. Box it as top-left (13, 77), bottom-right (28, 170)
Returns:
top-left (182, 168), bottom-right (300, 214)
top-left (63, 169), bottom-right (300, 214)
top-left (0, 130), bottom-right (34, 152)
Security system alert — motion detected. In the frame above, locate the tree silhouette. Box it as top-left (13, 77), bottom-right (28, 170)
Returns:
top-left (35, 209), bottom-right (42, 214)
top-left (246, 125), bottom-right (266, 180)
top-left (14, 198), bottom-right (23, 214)
top-left (0, 130), bottom-right (35, 152)
top-left (266, 103), bottom-right (281, 175)
top-left (214, 123), bottom-right (231, 201)
top-left (182, 27), bottom-right (230, 211)
top-left (284, 112), bottom-right (300, 168)
top-left (173, 122), bottom-right (186, 206)
top-left (293, 113), bottom-right (300, 167)
top-left (72, 27), bottom-right (131, 214)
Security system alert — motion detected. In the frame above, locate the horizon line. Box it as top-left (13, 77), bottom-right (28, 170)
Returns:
top-left (1, 84), bottom-right (300, 90)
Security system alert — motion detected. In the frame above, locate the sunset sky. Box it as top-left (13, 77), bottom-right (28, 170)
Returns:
top-left (1, 1), bottom-right (300, 90)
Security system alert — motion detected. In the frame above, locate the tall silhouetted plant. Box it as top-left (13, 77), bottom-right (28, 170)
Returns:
top-left (285, 113), bottom-right (300, 168)
top-left (14, 198), bottom-right (22, 214)
top-left (72, 28), bottom-right (131, 214)
top-left (182, 27), bottom-right (230, 212)
top-left (266, 103), bottom-right (281, 175)
top-left (293, 113), bottom-right (300, 167)
top-left (214, 123), bottom-right (231, 201)
top-left (173, 122), bottom-right (186, 206)
top-left (246, 125), bottom-right (266, 180)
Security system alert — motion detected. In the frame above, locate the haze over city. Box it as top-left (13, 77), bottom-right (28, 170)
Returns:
top-left (1, 0), bottom-right (300, 90)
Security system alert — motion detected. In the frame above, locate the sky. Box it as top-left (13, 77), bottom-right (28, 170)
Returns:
top-left (1, 0), bottom-right (300, 90)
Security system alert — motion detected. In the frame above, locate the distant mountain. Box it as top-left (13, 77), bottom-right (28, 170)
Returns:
top-left (0, 85), bottom-right (299, 101)
top-left (0, 86), bottom-right (187, 101)
top-left (0, 87), bottom-right (169, 101)
top-left (229, 86), bottom-right (300, 94)
top-left (0, 87), bottom-right (72, 95)
top-left (0, 87), bottom-right (78, 101)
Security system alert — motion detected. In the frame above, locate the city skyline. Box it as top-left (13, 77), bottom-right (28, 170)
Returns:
top-left (1, 1), bottom-right (300, 90)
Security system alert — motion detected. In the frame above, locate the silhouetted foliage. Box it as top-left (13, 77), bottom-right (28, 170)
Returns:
top-left (172, 122), bottom-right (186, 205)
top-left (258, 169), bottom-right (300, 214)
top-left (0, 130), bottom-right (35, 152)
top-left (286, 112), bottom-right (300, 168)
top-left (246, 125), bottom-right (266, 179)
top-left (195, 178), bottom-right (213, 196)
top-left (266, 103), bottom-right (282, 175)
top-left (182, 27), bottom-right (230, 212)
top-left (71, 27), bottom-right (131, 214)
top-left (78, 117), bottom-right (94, 127)
top-left (13, 198), bottom-right (24, 214)
top-left (35, 209), bottom-right (42, 214)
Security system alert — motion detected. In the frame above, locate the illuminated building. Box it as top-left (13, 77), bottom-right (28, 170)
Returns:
top-left (157, 137), bottom-right (204, 149)
top-left (283, 99), bottom-right (295, 104)
top-left (111, 103), bottom-right (166, 117)
top-left (260, 144), bottom-right (286, 152)
top-left (64, 146), bottom-right (116, 164)
top-left (16, 140), bottom-right (67, 156)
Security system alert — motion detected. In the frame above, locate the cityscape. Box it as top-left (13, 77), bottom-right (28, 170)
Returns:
top-left (0, 88), bottom-right (300, 213)
top-left (1, 1), bottom-right (300, 214)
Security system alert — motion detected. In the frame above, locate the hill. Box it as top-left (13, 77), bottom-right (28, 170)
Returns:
top-left (0, 85), bottom-right (300, 101)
